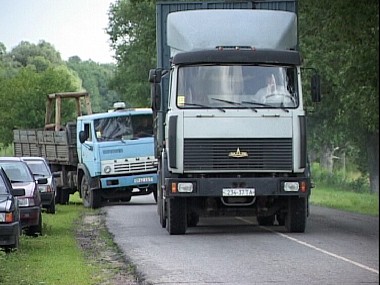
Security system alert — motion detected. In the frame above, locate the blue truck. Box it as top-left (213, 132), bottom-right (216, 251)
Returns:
top-left (149, 1), bottom-right (321, 234)
top-left (14, 92), bottom-right (158, 208)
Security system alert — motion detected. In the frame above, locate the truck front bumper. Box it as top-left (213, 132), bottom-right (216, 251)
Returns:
top-left (165, 176), bottom-right (311, 197)
top-left (100, 173), bottom-right (158, 189)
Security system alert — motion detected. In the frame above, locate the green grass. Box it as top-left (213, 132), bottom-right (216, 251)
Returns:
top-left (0, 195), bottom-right (102, 285)
top-left (310, 185), bottom-right (379, 216)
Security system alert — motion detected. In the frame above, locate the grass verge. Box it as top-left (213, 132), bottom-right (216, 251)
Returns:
top-left (0, 202), bottom-right (97, 285)
top-left (310, 186), bottom-right (379, 216)
top-left (0, 191), bottom-right (140, 285)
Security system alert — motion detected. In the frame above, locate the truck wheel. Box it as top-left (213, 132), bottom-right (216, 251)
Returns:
top-left (276, 213), bottom-right (285, 226)
top-left (81, 175), bottom-right (91, 208)
top-left (167, 198), bottom-right (187, 235)
top-left (89, 189), bottom-right (102, 209)
top-left (257, 215), bottom-right (275, 226)
top-left (285, 197), bottom-right (307, 233)
top-left (153, 186), bottom-right (158, 203)
top-left (56, 187), bottom-right (69, 205)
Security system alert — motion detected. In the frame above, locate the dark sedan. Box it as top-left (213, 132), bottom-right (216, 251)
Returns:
top-left (0, 167), bottom-right (25, 251)
top-left (0, 157), bottom-right (46, 236)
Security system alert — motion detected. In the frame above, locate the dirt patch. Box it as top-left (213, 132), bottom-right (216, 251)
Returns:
top-left (75, 210), bottom-right (143, 285)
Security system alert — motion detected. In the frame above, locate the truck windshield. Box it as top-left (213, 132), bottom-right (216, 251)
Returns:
top-left (94, 114), bottom-right (153, 141)
top-left (177, 65), bottom-right (298, 109)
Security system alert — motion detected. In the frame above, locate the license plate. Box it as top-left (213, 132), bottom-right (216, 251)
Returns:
top-left (222, 188), bottom-right (255, 196)
top-left (134, 176), bottom-right (154, 183)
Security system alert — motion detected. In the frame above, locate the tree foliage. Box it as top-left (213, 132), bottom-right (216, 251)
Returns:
top-left (299, 0), bottom-right (379, 192)
top-left (0, 41), bottom-right (117, 147)
top-left (107, 0), bottom-right (156, 107)
top-left (67, 57), bottom-right (120, 112)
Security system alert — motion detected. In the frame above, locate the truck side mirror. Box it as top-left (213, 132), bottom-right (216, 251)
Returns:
top-left (150, 69), bottom-right (163, 111)
top-left (311, 74), bottom-right (321, 102)
top-left (78, 130), bottom-right (88, 144)
top-left (149, 69), bottom-right (162, 83)
top-left (151, 83), bottom-right (161, 111)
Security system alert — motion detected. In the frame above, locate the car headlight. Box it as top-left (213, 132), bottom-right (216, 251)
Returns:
top-left (38, 185), bottom-right (48, 192)
top-left (0, 212), bottom-right (14, 223)
top-left (17, 197), bottom-right (36, 207)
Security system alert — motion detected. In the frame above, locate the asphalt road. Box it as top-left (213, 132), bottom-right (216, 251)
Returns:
top-left (104, 194), bottom-right (379, 285)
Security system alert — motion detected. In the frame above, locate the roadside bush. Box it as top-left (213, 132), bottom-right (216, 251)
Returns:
top-left (311, 163), bottom-right (370, 193)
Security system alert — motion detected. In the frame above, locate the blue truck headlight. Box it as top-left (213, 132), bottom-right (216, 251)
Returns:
top-left (104, 166), bottom-right (112, 174)
top-left (284, 182), bottom-right (299, 192)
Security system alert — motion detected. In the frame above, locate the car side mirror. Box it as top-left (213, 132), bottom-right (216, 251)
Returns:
top-left (37, 177), bottom-right (48, 184)
top-left (11, 188), bottom-right (25, 197)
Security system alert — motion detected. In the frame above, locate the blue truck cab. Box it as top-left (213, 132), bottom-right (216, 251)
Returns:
top-left (76, 103), bottom-right (158, 208)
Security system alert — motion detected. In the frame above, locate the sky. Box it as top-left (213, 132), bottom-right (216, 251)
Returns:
top-left (0, 0), bottom-right (117, 63)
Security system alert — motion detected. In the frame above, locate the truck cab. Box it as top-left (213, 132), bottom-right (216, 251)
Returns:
top-left (76, 104), bottom-right (158, 208)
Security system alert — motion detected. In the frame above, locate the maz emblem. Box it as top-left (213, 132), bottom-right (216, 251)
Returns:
top-left (228, 148), bottom-right (248, 158)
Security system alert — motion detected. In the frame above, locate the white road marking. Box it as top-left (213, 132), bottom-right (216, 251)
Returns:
top-left (236, 217), bottom-right (379, 275)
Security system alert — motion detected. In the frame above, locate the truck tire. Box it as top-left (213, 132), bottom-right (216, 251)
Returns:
top-left (159, 197), bottom-right (166, 228)
top-left (167, 198), bottom-right (187, 235)
top-left (285, 197), bottom-right (307, 233)
top-left (89, 189), bottom-right (102, 209)
top-left (56, 187), bottom-right (69, 204)
top-left (81, 175), bottom-right (102, 209)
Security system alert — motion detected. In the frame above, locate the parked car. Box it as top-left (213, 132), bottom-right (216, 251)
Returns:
top-left (22, 157), bottom-right (57, 214)
top-left (0, 167), bottom-right (25, 251)
top-left (0, 157), bottom-right (46, 236)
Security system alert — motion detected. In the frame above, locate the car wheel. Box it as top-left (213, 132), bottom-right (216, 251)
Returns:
top-left (4, 226), bottom-right (20, 252)
top-left (47, 200), bottom-right (56, 214)
top-left (26, 211), bottom-right (42, 237)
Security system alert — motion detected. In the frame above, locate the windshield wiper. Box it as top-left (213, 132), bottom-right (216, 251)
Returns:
top-left (210, 97), bottom-right (242, 106)
top-left (183, 103), bottom-right (225, 113)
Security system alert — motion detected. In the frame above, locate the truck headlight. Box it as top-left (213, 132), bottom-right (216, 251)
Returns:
top-left (104, 166), bottom-right (112, 174)
top-left (178, 183), bottom-right (193, 193)
top-left (284, 182), bottom-right (299, 192)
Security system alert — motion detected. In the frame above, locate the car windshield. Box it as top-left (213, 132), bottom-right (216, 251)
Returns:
top-left (176, 65), bottom-right (298, 109)
top-left (94, 114), bottom-right (153, 141)
top-left (0, 161), bottom-right (34, 183)
top-left (24, 160), bottom-right (51, 177)
top-left (0, 175), bottom-right (8, 195)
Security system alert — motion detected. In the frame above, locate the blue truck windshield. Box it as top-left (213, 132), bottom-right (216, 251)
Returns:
top-left (177, 65), bottom-right (298, 109)
top-left (94, 114), bottom-right (153, 141)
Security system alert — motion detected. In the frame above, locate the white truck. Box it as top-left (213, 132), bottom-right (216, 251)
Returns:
top-left (149, 0), bottom-right (321, 234)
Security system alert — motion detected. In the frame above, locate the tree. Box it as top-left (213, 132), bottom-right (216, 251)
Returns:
top-left (0, 65), bottom-right (80, 146)
top-left (67, 57), bottom-right (120, 112)
top-left (299, 0), bottom-right (379, 193)
top-left (107, 0), bottom-right (156, 107)
top-left (9, 40), bottom-right (63, 69)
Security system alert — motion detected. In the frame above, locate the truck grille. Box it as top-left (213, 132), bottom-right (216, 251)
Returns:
top-left (183, 138), bottom-right (292, 171)
top-left (114, 160), bottom-right (158, 174)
